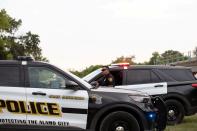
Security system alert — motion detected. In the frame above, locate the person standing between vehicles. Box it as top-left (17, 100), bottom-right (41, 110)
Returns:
top-left (193, 72), bottom-right (197, 79)
top-left (97, 66), bottom-right (115, 87)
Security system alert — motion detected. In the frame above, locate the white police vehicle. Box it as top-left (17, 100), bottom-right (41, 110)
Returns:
top-left (0, 57), bottom-right (166, 131)
top-left (83, 63), bottom-right (168, 96)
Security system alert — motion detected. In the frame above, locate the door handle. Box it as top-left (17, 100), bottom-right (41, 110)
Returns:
top-left (154, 85), bottom-right (164, 88)
top-left (32, 91), bottom-right (46, 96)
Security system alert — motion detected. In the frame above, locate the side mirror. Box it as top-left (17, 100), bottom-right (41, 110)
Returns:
top-left (66, 81), bottom-right (80, 91)
top-left (90, 81), bottom-right (99, 88)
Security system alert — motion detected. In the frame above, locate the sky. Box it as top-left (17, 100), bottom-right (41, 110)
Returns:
top-left (0, 0), bottom-right (197, 70)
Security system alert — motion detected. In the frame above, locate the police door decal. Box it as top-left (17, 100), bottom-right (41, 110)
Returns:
top-left (0, 87), bottom-right (27, 125)
top-left (0, 100), bottom-right (61, 116)
top-left (26, 88), bottom-right (89, 129)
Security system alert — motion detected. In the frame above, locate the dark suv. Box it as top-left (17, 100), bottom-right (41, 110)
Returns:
top-left (83, 64), bottom-right (197, 125)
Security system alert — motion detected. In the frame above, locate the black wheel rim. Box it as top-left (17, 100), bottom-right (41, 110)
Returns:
top-left (167, 105), bottom-right (180, 122)
top-left (110, 121), bottom-right (131, 131)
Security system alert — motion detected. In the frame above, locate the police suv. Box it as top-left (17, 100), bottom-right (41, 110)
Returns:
top-left (0, 57), bottom-right (166, 131)
top-left (83, 63), bottom-right (197, 125)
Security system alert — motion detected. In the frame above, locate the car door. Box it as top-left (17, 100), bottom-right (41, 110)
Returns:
top-left (25, 66), bottom-right (89, 130)
top-left (0, 64), bottom-right (27, 129)
top-left (115, 69), bottom-right (167, 95)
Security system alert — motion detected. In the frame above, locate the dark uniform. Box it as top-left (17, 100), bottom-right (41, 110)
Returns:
top-left (98, 74), bottom-right (115, 87)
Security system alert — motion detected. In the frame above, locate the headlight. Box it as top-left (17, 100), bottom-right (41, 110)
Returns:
top-left (129, 95), bottom-right (151, 103)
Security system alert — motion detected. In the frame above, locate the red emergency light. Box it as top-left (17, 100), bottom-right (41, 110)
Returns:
top-left (111, 63), bottom-right (130, 69)
top-left (192, 84), bottom-right (197, 88)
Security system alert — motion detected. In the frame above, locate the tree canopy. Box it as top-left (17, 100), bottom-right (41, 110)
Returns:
top-left (111, 55), bottom-right (135, 64)
top-left (193, 47), bottom-right (197, 57)
top-left (71, 65), bottom-right (102, 78)
top-left (0, 9), bottom-right (47, 61)
top-left (148, 50), bottom-right (188, 65)
top-left (72, 50), bottom-right (190, 77)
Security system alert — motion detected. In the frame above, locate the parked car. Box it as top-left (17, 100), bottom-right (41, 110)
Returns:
top-left (0, 57), bottom-right (166, 131)
top-left (83, 63), bottom-right (197, 125)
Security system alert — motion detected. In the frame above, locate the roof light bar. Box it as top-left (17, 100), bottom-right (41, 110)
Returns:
top-left (111, 63), bottom-right (130, 66)
top-left (17, 56), bottom-right (34, 61)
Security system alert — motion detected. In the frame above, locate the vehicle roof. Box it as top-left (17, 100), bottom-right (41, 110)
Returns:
top-left (0, 60), bottom-right (49, 66)
top-left (0, 60), bottom-right (191, 70)
top-left (0, 60), bottom-right (21, 65)
top-left (109, 65), bottom-right (191, 70)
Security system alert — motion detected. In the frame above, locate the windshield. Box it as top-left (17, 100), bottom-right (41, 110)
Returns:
top-left (65, 70), bottom-right (93, 89)
top-left (83, 69), bottom-right (101, 82)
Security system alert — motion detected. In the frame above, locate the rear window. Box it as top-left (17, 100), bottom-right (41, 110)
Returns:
top-left (126, 70), bottom-right (151, 84)
top-left (0, 66), bottom-right (20, 87)
top-left (151, 71), bottom-right (162, 83)
top-left (126, 69), bottom-right (162, 85)
top-left (160, 69), bottom-right (195, 81)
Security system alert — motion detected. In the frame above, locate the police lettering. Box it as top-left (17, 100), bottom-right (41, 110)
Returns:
top-left (0, 100), bottom-right (61, 116)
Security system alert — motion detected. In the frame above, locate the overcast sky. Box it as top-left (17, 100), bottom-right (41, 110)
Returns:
top-left (0, 0), bottom-right (197, 70)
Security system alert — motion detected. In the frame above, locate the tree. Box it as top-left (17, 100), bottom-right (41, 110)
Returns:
top-left (147, 50), bottom-right (188, 65)
top-left (161, 50), bottom-right (188, 63)
top-left (111, 55), bottom-right (135, 64)
top-left (148, 52), bottom-right (161, 65)
top-left (71, 65), bottom-right (102, 78)
top-left (19, 32), bottom-right (48, 61)
top-left (72, 55), bottom-right (136, 77)
top-left (193, 47), bottom-right (197, 57)
top-left (0, 9), bottom-right (47, 61)
top-left (0, 9), bottom-right (22, 34)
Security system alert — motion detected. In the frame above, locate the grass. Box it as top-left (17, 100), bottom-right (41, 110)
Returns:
top-left (165, 115), bottom-right (197, 131)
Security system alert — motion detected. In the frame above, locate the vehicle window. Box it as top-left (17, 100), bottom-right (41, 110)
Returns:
top-left (83, 69), bottom-right (101, 82)
top-left (126, 70), bottom-right (151, 85)
top-left (28, 67), bottom-right (75, 89)
top-left (86, 69), bottom-right (123, 86)
top-left (0, 66), bottom-right (20, 87)
top-left (111, 70), bottom-right (123, 86)
top-left (161, 69), bottom-right (195, 81)
top-left (151, 71), bottom-right (162, 83)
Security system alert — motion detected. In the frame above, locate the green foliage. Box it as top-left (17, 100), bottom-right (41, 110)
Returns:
top-left (19, 31), bottom-right (48, 61)
top-left (70, 49), bottom-right (192, 77)
top-left (111, 55), bottom-right (135, 64)
top-left (161, 50), bottom-right (188, 62)
top-left (166, 115), bottom-right (197, 131)
top-left (0, 9), bottom-right (22, 33)
top-left (148, 50), bottom-right (188, 65)
top-left (193, 47), bottom-right (197, 57)
top-left (72, 55), bottom-right (136, 77)
top-left (0, 9), bottom-right (47, 61)
top-left (148, 52), bottom-right (161, 65)
top-left (71, 65), bottom-right (102, 78)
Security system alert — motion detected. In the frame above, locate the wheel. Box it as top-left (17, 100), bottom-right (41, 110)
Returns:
top-left (99, 111), bottom-right (140, 131)
top-left (165, 99), bottom-right (185, 125)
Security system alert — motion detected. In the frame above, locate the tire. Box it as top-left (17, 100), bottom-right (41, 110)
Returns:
top-left (165, 99), bottom-right (185, 125)
top-left (99, 111), bottom-right (140, 131)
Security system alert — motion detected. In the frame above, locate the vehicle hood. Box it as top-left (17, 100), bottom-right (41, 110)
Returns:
top-left (91, 87), bottom-right (149, 96)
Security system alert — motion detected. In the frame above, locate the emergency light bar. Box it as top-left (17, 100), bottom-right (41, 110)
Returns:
top-left (17, 56), bottom-right (34, 61)
top-left (111, 63), bottom-right (130, 69)
top-left (111, 63), bottom-right (130, 66)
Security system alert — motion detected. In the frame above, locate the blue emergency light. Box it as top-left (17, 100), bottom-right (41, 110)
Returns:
top-left (146, 112), bottom-right (157, 121)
